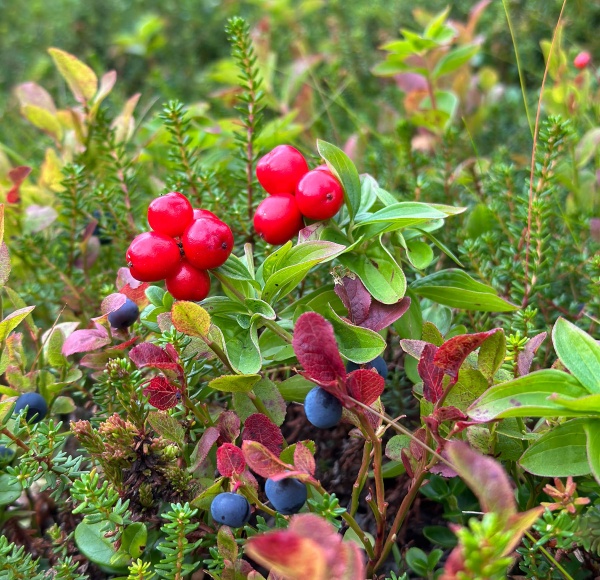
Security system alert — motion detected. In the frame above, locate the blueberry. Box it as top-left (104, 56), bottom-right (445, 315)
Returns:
top-left (14, 393), bottom-right (48, 423)
top-left (0, 445), bottom-right (14, 465)
top-left (346, 355), bottom-right (388, 379)
top-left (108, 298), bottom-right (139, 330)
top-left (210, 492), bottom-right (251, 528)
top-left (304, 387), bottom-right (342, 429)
top-left (265, 478), bottom-right (307, 515)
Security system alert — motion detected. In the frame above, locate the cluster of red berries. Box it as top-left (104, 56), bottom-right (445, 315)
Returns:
top-left (126, 192), bottom-right (233, 301)
top-left (253, 145), bottom-right (345, 245)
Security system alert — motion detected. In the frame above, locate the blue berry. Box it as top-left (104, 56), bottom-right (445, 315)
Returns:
top-left (0, 445), bottom-right (14, 465)
top-left (304, 387), bottom-right (342, 429)
top-left (265, 478), bottom-right (307, 515)
top-left (108, 298), bottom-right (139, 330)
top-left (346, 355), bottom-right (388, 379)
top-left (14, 393), bottom-right (48, 423)
top-left (210, 492), bottom-right (251, 528)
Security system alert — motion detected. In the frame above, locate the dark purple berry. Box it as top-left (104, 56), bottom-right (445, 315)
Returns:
top-left (210, 492), bottom-right (251, 528)
top-left (265, 478), bottom-right (307, 515)
top-left (346, 355), bottom-right (388, 379)
top-left (14, 393), bottom-right (48, 423)
top-left (304, 387), bottom-right (342, 429)
top-left (0, 445), bottom-right (14, 465)
top-left (108, 298), bottom-right (139, 330)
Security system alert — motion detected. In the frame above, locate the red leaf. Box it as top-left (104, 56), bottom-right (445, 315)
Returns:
top-left (242, 413), bottom-right (283, 455)
top-left (62, 325), bottom-right (110, 356)
top-left (292, 313), bottom-right (346, 386)
top-left (112, 335), bottom-right (139, 351)
top-left (293, 442), bottom-right (315, 476)
top-left (120, 283), bottom-right (150, 306)
top-left (517, 332), bottom-right (547, 376)
top-left (217, 410), bottom-right (241, 443)
top-left (360, 297), bottom-right (411, 332)
top-left (6, 166), bottom-right (31, 204)
top-left (346, 369), bottom-right (385, 406)
top-left (434, 329), bottom-right (501, 380)
top-left (334, 276), bottom-right (371, 325)
top-left (143, 376), bottom-right (181, 410)
top-left (217, 443), bottom-right (246, 477)
top-left (190, 426), bottom-right (220, 471)
top-left (129, 342), bottom-right (180, 372)
top-left (434, 406), bottom-right (467, 422)
top-left (116, 267), bottom-right (144, 290)
top-left (418, 344), bottom-right (445, 404)
top-left (242, 440), bottom-right (293, 479)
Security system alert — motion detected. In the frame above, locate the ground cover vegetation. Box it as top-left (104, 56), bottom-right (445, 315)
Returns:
top-left (0, 1), bottom-right (599, 578)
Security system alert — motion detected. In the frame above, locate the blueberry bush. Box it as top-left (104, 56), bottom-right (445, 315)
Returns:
top-left (0, 3), bottom-right (599, 580)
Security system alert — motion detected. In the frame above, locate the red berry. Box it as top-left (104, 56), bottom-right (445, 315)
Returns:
top-left (256, 145), bottom-right (309, 195)
top-left (147, 192), bottom-right (194, 237)
top-left (126, 232), bottom-right (181, 282)
top-left (193, 208), bottom-right (218, 221)
top-left (166, 261), bottom-right (211, 301)
top-left (182, 218), bottom-right (234, 270)
top-left (313, 164), bottom-right (331, 173)
top-left (254, 194), bottom-right (304, 245)
top-left (295, 170), bottom-right (344, 221)
top-left (574, 51), bottom-right (592, 70)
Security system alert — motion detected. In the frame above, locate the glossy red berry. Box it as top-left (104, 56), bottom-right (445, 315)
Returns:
top-left (193, 208), bottom-right (218, 221)
top-left (574, 51), bottom-right (592, 70)
top-left (182, 218), bottom-right (234, 270)
top-left (126, 232), bottom-right (181, 282)
top-left (254, 194), bottom-right (304, 245)
top-left (256, 145), bottom-right (309, 195)
top-left (166, 261), bottom-right (211, 301)
top-left (147, 192), bottom-right (194, 237)
top-left (295, 170), bottom-right (344, 221)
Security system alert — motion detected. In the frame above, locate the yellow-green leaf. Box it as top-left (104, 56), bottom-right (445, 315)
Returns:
top-left (21, 105), bottom-right (63, 140)
top-left (0, 306), bottom-right (35, 342)
top-left (209, 374), bottom-right (261, 393)
top-left (171, 301), bottom-right (211, 337)
top-left (48, 48), bottom-right (98, 103)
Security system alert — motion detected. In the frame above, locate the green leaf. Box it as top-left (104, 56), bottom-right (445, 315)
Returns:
top-left (261, 242), bottom-right (292, 283)
top-left (411, 269), bottom-right (519, 312)
top-left (393, 289), bottom-right (422, 340)
top-left (120, 523), bottom-right (147, 559)
top-left (0, 474), bottom-right (22, 506)
top-left (432, 44), bottom-right (479, 78)
top-left (208, 374), bottom-right (261, 393)
top-left (519, 419), bottom-right (591, 477)
top-left (52, 396), bottom-right (76, 414)
top-left (338, 253), bottom-right (405, 305)
top-left (216, 253), bottom-right (257, 283)
top-left (46, 327), bottom-right (67, 368)
top-left (356, 202), bottom-right (446, 228)
top-left (405, 240), bottom-right (434, 270)
top-left (550, 394), bottom-right (600, 413)
top-left (191, 477), bottom-right (224, 510)
top-left (478, 331), bottom-right (506, 382)
top-left (233, 378), bottom-right (287, 426)
top-left (245, 299), bottom-right (276, 320)
top-left (278, 374), bottom-right (315, 402)
top-left (317, 139), bottom-right (361, 220)
top-left (445, 368), bottom-right (489, 412)
top-left (468, 370), bottom-right (590, 421)
top-left (0, 306), bottom-right (35, 342)
top-left (327, 305), bottom-right (386, 363)
top-left (226, 320), bottom-right (262, 374)
top-left (262, 241), bottom-right (345, 304)
top-left (48, 48), bottom-right (98, 103)
top-left (145, 286), bottom-right (165, 307)
top-left (385, 435), bottom-right (411, 462)
top-left (74, 521), bottom-right (129, 571)
top-left (552, 317), bottom-right (600, 394)
top-left (584, 420), bottom-right (600, 484)
top-left (171, 301), bottom-right (211, 337)
top-left (147, 411), bottom-right (185, 446)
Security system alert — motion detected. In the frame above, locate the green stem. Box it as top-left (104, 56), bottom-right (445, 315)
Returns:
top-left (350, 440), bottom-right (372, 517)
top-left (524, 531), bottom-right (574, 580)
top-left (184, 395), bottom-right (212, 426)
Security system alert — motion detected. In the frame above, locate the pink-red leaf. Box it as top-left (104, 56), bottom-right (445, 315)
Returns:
top-left (129, 342), bottom-right (180, 372)
top-left (242, 440), bottom-right (292, 479)
top-left (217, 410), bottom-right (241, 443)
top-left (360, 297), bottom-right (411, 332)
top-left (434, 329), bottom-right (501, 380)
top-left (100, 293), bottom-right (127, 315)
top-left (517, 332), bottom-right (547, 376)
top-left (400, 339), bottom-right (429, 360)
top-left (143, 376), bottom-right (181, 410)
top-left (334, 276), bottom-right (371, 325)
top-left (217, 443), bottom-right (246, 477)
top-left (189, 426), bottom-right (220, 471)
top-left (7, 166), bottom-right (31, 204)
top-left (418, 343), bottom-right (445, 403)
top-left (292, 312), bottom-right (346, 385)
top-left (293, 442), bottom-right (316, 476)
top-left (242, 413), bottom-right (283, 455)
top-left (346, 369), bottom-right (385, 406)
top-left (62, 325), bottom-right (110, 356)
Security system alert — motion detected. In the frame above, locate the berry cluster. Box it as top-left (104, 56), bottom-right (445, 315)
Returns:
top-left (254, 145), bottom-right (345, 245)
top-left (126, 192), bottom-right (233, 301)
top-left (210, 476), bottom-right (308, 528)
